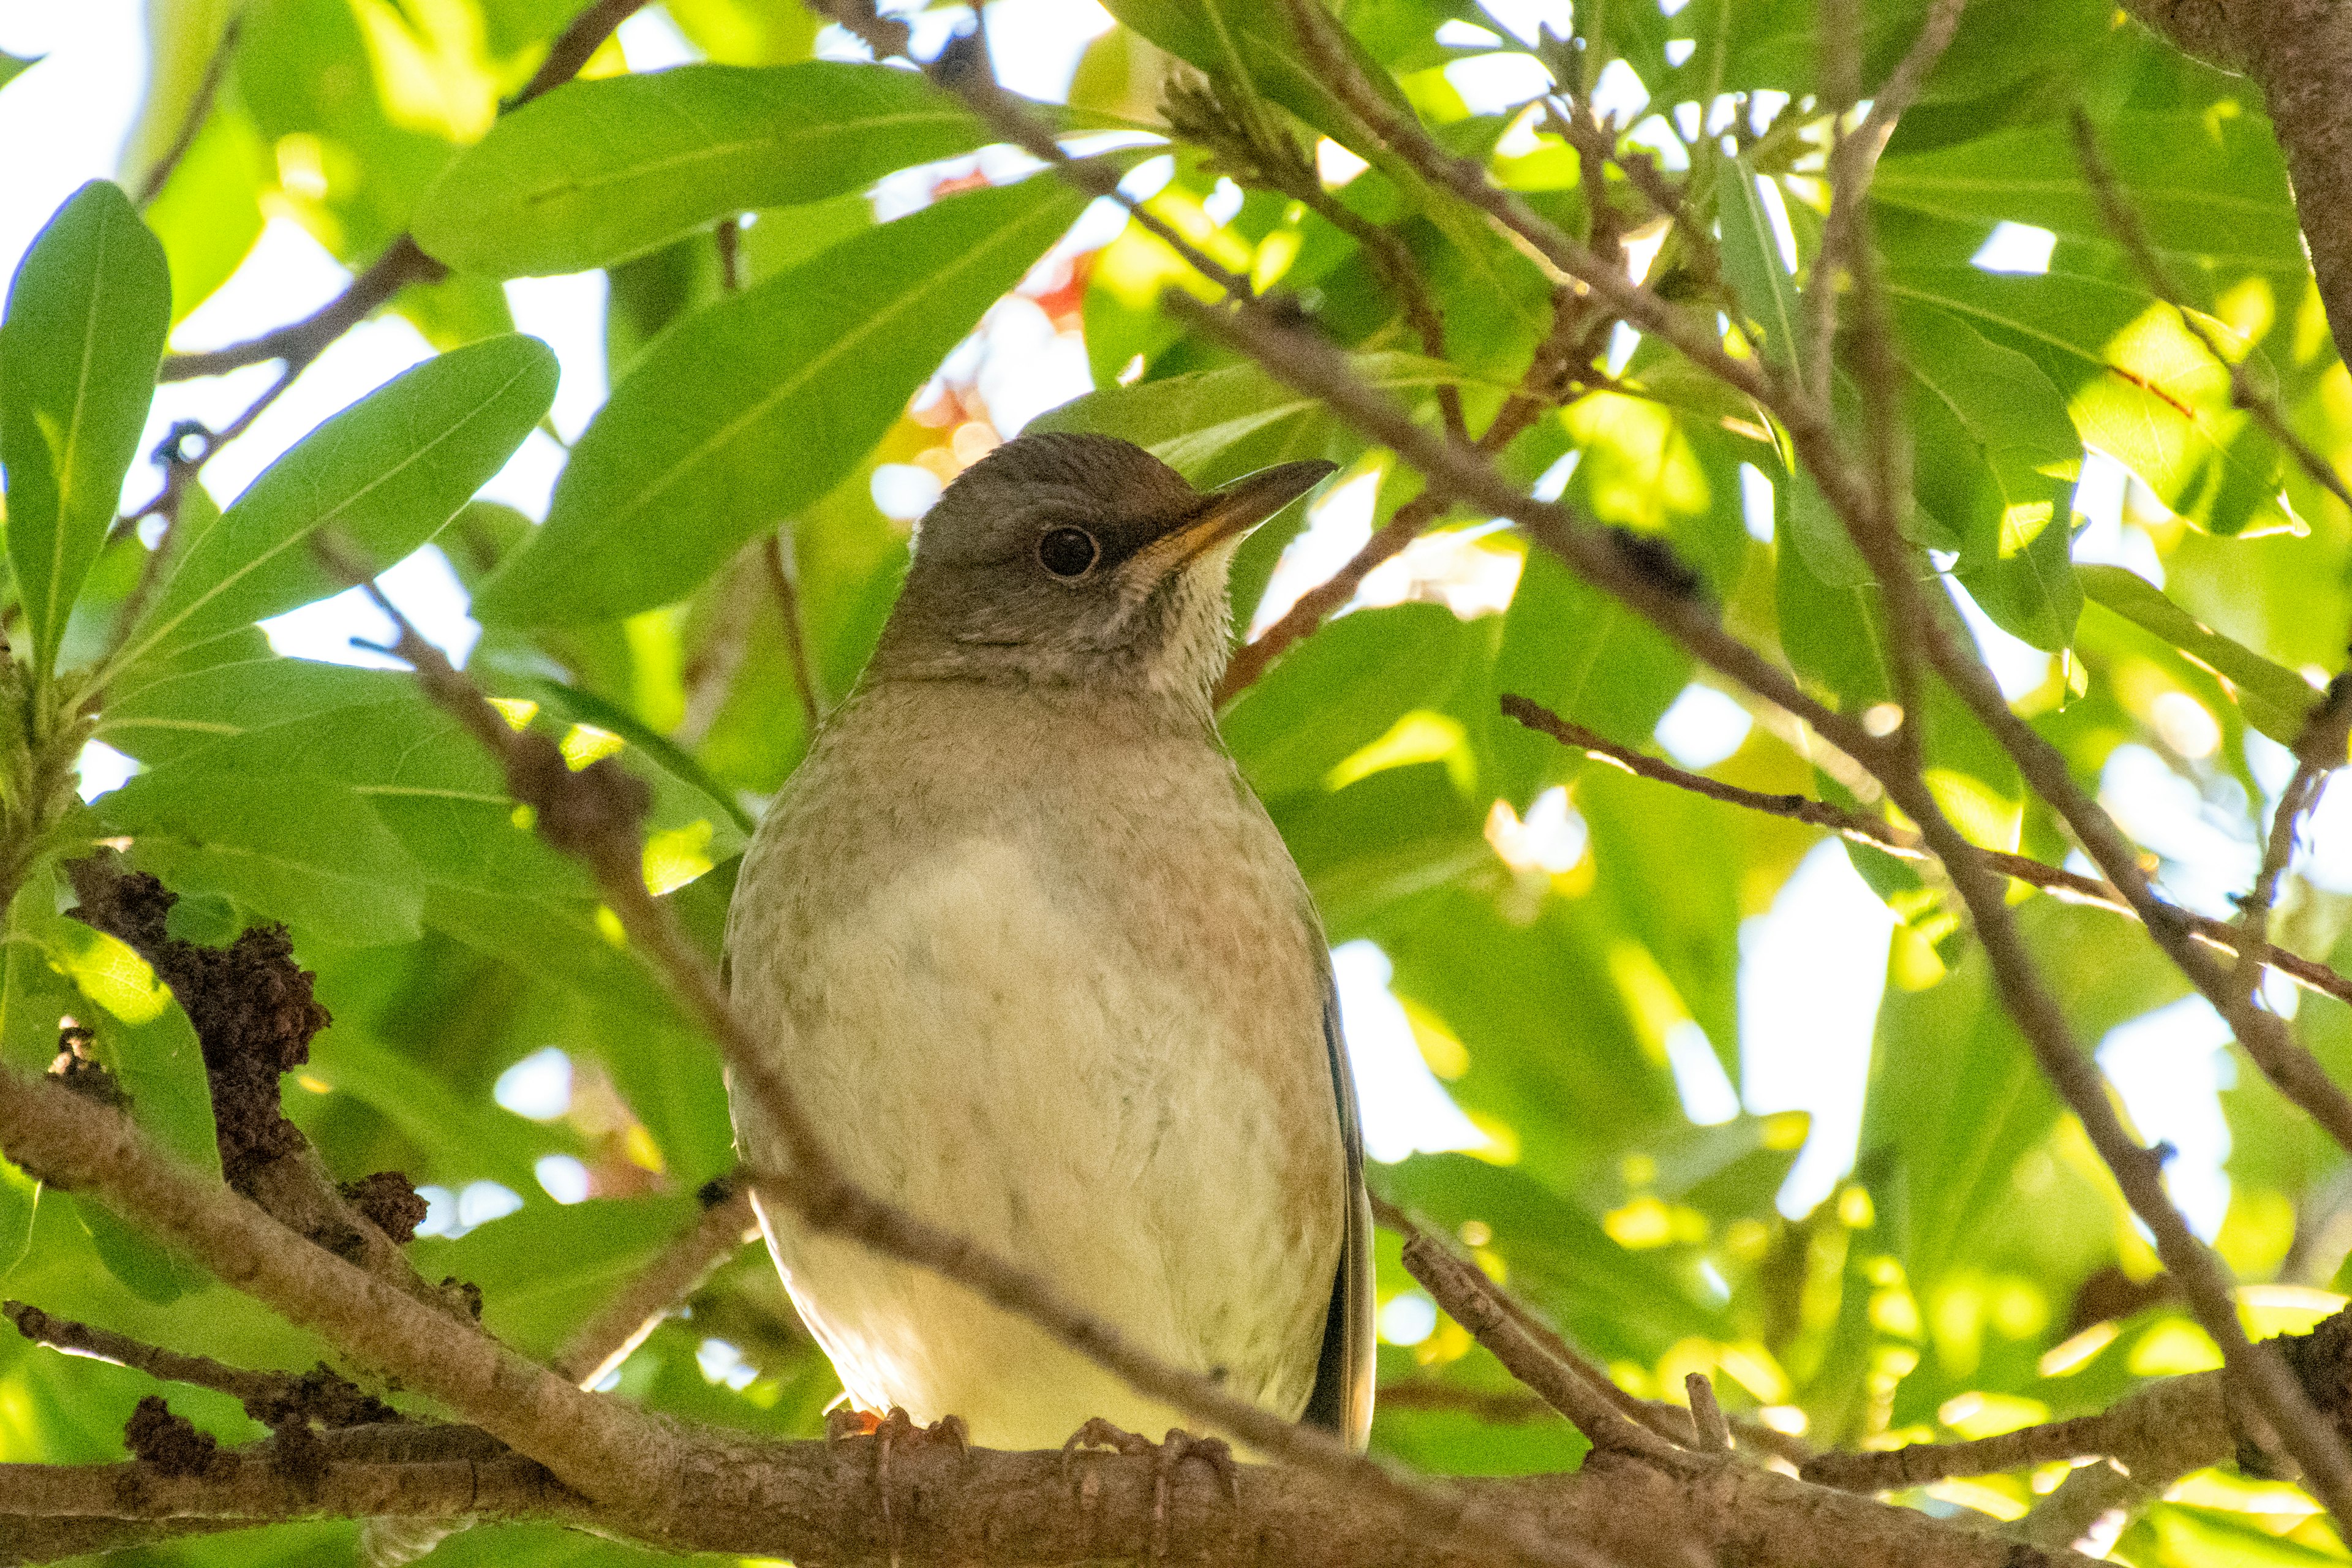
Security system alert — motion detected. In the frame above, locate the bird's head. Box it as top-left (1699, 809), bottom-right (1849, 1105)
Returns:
top-left (870, 432), bottom-right (1332, 702)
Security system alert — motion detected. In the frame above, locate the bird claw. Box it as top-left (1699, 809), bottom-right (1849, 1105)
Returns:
top-left (829, 1406), bottom-right (968, 1568)
top-left (1058, 1418), bottom-right (1238, 1559)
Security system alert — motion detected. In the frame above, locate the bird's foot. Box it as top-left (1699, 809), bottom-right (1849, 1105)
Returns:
top-left (1060, 1419), bottom-right (1238, 1558)
top-left (829, 1406), bottom-right (968, 1566)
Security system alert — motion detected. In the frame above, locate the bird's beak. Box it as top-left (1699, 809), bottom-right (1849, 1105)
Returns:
top-left (1142, 460), bottom-right (1338, 575)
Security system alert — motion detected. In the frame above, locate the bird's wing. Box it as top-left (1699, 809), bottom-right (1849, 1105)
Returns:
top-left (1301, 971), bottom-right (1375, 1447)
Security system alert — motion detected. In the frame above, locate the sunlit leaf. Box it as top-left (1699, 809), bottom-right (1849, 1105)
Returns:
top-left (112, 333), bottom-right (557, 674)
top-left (2078, 563), bottom-right (2316, 743)
top-left (478, 178), bottom-right (1087, 625)
top-left (1894, 300), bottom-right (2082, 649)
top-left (413, 63), bottom-right (989, 277)
top-left (1718, 158), bottom-right (1803, 374)
top-left (0, 181), bottom-right (170, 677)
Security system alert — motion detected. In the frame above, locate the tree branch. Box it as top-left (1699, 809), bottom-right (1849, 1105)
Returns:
top-left (1159, 239), bottom-right (2352, 1536)
top-left (1499, 693), bottom-right (2352, 1009)
top-left (132, 13), bottom-right (244, 208)
top-left (761, 529), bottom-right (828, 737)
top-left (1802, 1369), bottom-right (2230, 1493)
top-left (2071, 109), bottom-right (2352, 517)
top-left (551, 1174), bottom-right (760, 1388)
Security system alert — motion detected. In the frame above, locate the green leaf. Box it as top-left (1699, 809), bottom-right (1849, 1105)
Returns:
top-left (0, 180), bottom-right (170, 677)
top-left (113, 333), bottom-right (557, 673)
top-left (1225, 603), bottom-right (1487, 801)
top-left (1894, 300), bottom-right (2082, 649)
top-left (2078, 564), bottom-right (2317, 744)
top-left (0, 50), bottom-right (38, 93)
top-left (48, 919), bottom-right (221, 1180)
top-left (1717, 158), bottom-right (1803, 374)
top-left (97, 769), bottom-right (426, 948)
top-left (413, 63), bottom-right (988, 277)
top-left (410, 1193), bottom-right (704, 1360)
top-left (479, 178), bottom-right (1087, 626)
top-left (0, 1158), bottom-right (35, 1282)
top-left (72, 1196), bottom-right (209, 1305)
top-left (1034, 353), bottom-right (1482, 487)
top-left (1776, 495), bottom-right (1896, 710)
top-left (1874, 112), bottom-right (2306, 273)
top-left (1884, 265), bottom-right (2294, 539)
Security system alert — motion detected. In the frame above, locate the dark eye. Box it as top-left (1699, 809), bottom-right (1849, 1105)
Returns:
top-left (1038, 526), bottom-right (1099, 578)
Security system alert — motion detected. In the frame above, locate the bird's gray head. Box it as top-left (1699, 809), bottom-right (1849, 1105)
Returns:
top-left (869, 432), bottom-right (1332, 703)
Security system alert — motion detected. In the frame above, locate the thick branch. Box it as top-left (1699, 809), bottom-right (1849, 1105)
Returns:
top-left (2123, 1), bottom-right (2352, 371)
top-left (0, 1432), bottom-right (2108, 1568)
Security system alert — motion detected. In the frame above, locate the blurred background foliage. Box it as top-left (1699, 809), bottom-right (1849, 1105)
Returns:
top-left (0, 0), bottom-right (2350, 1562)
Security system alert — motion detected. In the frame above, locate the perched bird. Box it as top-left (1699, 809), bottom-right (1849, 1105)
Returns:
top-left (724, 431), bottom-right (1372, 1452)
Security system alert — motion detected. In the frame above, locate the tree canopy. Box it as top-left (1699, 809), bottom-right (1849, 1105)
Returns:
top-left (3, 0), bottom-right (2352, 1564)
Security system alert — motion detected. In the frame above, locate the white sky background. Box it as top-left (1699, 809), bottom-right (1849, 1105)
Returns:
top-left (0, 0), bottom-right (2326, 1240)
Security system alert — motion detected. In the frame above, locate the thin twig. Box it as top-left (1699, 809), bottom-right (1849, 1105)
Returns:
top-left (1886, 714), bottom-right (2352, 1528)
top-left (761, 530), bottom-right (827, 736)
top-left (1804, 0), bottom-right (1967, 402)
top-left (6, 1300), bottom-right (285, 1408)
top-left (552, 1177), bottom-right (760, 1389)
top-left (106, 366), bottom-right (296, 667)
top-left (134, 13), bottom-right (245, 208)
top-left (1683, 1375), bottom-right (1730, 1457)
top-left (515, 0), bottom-right (648, 105)
top-left (1167, 292), bottom-right (1889, 772)
top-left (1798, 50), bottom-right (2352, 1499)
top-left (1373, 1195), bottom-right (1688, 1465)
top-left (161, 236), bottom-right (446, 382)
top-left (1499, 693), bottom-right (2352, 1007)
top-left (2072, 110), bottom-right (2352, 519)
top-left (1219, 275), bottom-right (1594, 703)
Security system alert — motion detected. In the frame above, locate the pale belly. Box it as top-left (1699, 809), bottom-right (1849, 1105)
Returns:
top-left (729, 836), bottom-right (1335, 1451)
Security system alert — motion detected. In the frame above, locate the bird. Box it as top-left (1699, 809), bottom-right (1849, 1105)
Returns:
top-left (723, 430), bottom-right (1373, 1455)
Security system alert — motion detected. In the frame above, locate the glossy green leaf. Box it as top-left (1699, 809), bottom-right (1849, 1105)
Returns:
top-left (1874, 112), bottom-right (2306, 273)
top-left (0, 180), bottom-right (170, 676)
top-left (0, 51), bottom-right (37, 92)
top-left (113, 333), bottom-right (557, 673)
top-left (2078, 563), bottom-right (2318, 743)
top-left (1717, 159), bottom-right (1803, 374)
top-left (412, 63), bottom-right (989, 277)
top-left (72, 1196), bottom-right (210, 1305)
top-left (1036, 353), bottom-right (1484, 487)
top-left (50, 918), bottom-right (222, 1182)
top-left (1894, 300), bottom-right (2082, 649)
top-left (1884, 264), bottom-right (2293, 538)
top-left (479, 178), bottom-right (1087, 625)
top-left (98, 769), bottom-right (426, 948)
top-left (0, 1158), bottom-right (35, 1282)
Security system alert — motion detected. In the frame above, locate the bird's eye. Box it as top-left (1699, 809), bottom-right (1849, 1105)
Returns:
top-left (1038, 526), bottom-right (1099, 578)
